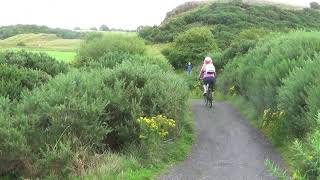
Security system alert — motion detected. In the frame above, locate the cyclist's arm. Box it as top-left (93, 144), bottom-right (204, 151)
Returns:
top-left (199, 66), bottom-right (204, 79)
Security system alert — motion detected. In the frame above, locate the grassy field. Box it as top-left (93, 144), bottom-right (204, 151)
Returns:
top-left (41, 50), bottom-right (76, 62)
top-left (0, 48), bottom-right (76, 62)
top-left (0, 33), bottom-right (81, 51)
top-left (0, 33), bottom-right (79, 62)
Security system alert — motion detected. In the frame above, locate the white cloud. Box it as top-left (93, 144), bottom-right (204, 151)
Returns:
top-left (0, 0), bottom-right (319, 30)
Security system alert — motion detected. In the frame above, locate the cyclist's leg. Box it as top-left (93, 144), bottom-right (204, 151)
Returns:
top-left (203, 78), bottom-right (208, 95)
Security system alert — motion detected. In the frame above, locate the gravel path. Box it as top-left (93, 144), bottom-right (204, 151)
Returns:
top-left (159, 100), bottom-right (286, 180)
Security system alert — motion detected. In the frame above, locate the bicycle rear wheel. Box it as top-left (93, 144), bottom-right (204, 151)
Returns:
top-left (207, 90), bottom-right (213, 108)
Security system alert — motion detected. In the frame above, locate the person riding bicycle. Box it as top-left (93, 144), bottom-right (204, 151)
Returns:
top-left (199, 57), bottom-right (216, 96)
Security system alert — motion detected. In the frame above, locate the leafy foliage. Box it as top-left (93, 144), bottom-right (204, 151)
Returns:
top-left (0, 64), bottom-right (50, 100)
top-left (162, 27), bottom-right (219, 69)
top-left (76, 34), bottom-right (146, 63)
top-left (0, 50), bottom-right (69, 76)
top-left (219, 31), bottom-right (320, 143)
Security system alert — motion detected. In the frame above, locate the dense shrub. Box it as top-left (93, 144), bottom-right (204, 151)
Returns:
top-left (218, 40), bottom-right (257, 69)
top-left (223, 32), bottom-right (320, 112)
top-left (276, 59), bottom-right (320, 138)
top-left (219, 31), bottom-right (320, 142)
top-left (77, 51), bottom-right (173, 72)
top-left (78, 51), bottom-right (133, 69)
top-left (0, 97), bottom-right (30, 176)
top-left (9, 61), bottom-right (187, 177)
top-left (305, 83), bottom-right (320, 125)
top-left (0, 50), bottom-right (68, 76)
top-left (162, 27), bottom-right (219, 69)
top-left (0, 64), bottom-right (50, 100)
top-left (76, 34), bottom-right (146, 63)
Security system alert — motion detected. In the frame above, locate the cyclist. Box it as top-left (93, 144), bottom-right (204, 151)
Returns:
top-left (199, 57), bottom-right (216, 96)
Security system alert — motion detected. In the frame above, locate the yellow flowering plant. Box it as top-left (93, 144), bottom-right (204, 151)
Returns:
top-left (229, 85), bottom-right (237, 96)
top-left (262, 108), bottom-right (287, 128)
top-left (137, 115), bottom-right (176, 142)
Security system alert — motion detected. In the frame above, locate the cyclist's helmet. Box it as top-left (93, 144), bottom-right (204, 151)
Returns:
top-left (204, 57), bottom-right (212, 64)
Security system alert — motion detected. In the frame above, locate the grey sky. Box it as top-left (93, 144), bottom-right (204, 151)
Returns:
top-left (0, 0), bottom-right (319, 30)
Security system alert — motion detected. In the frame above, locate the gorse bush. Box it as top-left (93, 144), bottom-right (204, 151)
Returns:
top-left (0, 64), bottom-right (50, 100)
top-left (78, 51), bottom-right (133, 69)
top-left (77, 51), bottom-right (173, 72)
top-left (162, 27), bottom-right (219, 69)
top-left (8, 61), bottom-right (188, 177)
top-left (0, 96), bottom-right (29, 176)
top-left (76, 34), bottom-right (146, 64)
top-left (277, 59), bottom-right (320, 138)
top-left (219, 31), bottom-right (320, 141)
top-left (0, 50), bottom-right (68, 76)
top-left (215, 28), bottom-right (271, 69)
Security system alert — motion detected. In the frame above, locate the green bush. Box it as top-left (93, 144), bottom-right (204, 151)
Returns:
top-left (222, 32), bottom-right (320, 112)
top-left (292, 114), bottom-right (320, 179)
top-left (10, 62), bottom-right (188, 177)
top-left (0, 50), bottom-right (68, 76)
top-left (233, 28), bottom-right (271, 43)
top-left (163, 27), bottom-right (219, 69)
top-left (219, 31), bottom-right (320, 142)
top-left (78, 51), bottom-right (133, 69)
top-left (76, 34), bottom-right (146, 64)
top-left (305, 83), bottom-right (320, 125)
top-left (77, 51), bottom-right (173, 72)
top-left (0, 64), bottom-right (50, 100)
top-left (218, 40), bottom-right (257, 69)
top-left (276, 59), bottom-right (320, 138)
top-left (0, 96), bottom-right (30, 176)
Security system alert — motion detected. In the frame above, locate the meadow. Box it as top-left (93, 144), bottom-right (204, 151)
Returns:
top-left (0, 33), bottom-right (79, 62)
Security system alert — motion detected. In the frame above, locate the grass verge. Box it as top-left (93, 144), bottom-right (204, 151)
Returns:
top-left (77, 106), bottom-right (195, 179)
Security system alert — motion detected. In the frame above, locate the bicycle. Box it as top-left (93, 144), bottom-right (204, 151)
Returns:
top-left (203, 83), bottom-right (213, 108)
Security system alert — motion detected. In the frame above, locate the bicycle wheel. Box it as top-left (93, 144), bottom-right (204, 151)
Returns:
top-left (207, 90), bottom-right (213, 108)
top-left (204, 93), bottom-right (208, 106)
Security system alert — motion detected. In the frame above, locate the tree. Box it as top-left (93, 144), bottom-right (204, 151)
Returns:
top-left (90, 27), bottom-right (98, 31)
top-left (162, 27), bottom-right (219, 69)
top-left (310, 2), bottom-right (320, 9)
top-left (73, 27), bottom-right (81, 30)
top-left (99, 24), bottom-right (109, 31)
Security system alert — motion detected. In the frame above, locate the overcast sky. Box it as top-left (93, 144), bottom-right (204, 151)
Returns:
top-left (0, 0), bottom-right (319, 30)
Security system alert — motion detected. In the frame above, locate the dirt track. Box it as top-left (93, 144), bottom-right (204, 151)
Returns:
top-left (159, 100), bottom-right (286, 180)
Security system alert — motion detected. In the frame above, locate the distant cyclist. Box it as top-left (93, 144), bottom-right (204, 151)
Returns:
top-left (199, 57), bottom-right (216, 96)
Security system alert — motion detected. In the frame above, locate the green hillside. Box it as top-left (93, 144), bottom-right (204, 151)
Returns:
top-left (0, 24), bottom-right (83, 39)
top-left (139, 1), bottom-right (320, 48)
